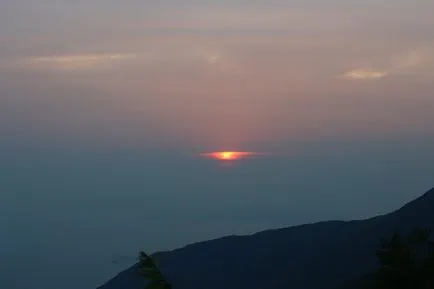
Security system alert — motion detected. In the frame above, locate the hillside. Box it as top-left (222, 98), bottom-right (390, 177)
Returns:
top-left (98, 187), bottom-right (434, 289)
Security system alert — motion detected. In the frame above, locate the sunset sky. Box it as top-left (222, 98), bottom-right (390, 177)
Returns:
top-left (2, 0), bottom-right (434, 150)
top-left (1, 1), bottom-right (434, 289)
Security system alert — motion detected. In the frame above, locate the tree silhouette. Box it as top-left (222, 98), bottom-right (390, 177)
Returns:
top-left (137, 251), bottom-right (172, 289)
top-left (367, 228), bottom-right (434, 289)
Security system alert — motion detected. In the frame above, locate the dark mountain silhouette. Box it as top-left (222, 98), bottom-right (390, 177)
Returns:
top-left (97, 187), bottom-right (434, 289)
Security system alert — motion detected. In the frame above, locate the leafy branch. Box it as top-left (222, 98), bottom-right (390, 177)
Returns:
top-left (137, 251), bottom-right (172, 289)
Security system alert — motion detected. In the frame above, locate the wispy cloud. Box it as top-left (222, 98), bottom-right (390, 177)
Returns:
top-left (392, 47), bottom-right (434, 74)
top-left (20, 53), bottom-right (137, 71)
top-left (342, 45), bottom-right (434, 81)
top-left (342, 69), bottom-right (388, 80)
top-left (14, 48), bottom-right (241, 73)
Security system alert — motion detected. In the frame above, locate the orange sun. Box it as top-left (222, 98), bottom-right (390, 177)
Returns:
top-left (200, 151), bottom-right (256, 161)
top-left (217, 151), bottom-right (241, 160)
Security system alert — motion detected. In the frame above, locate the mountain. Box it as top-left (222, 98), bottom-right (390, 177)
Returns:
top-left (98, 187), bottom-right (434, 289)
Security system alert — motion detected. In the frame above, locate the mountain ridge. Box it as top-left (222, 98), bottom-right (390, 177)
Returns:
top-left (98, 187), bottom-right (434, 289)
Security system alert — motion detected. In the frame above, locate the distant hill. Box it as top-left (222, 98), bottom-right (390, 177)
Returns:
top-left (97, 187), bottom-right (434, 289)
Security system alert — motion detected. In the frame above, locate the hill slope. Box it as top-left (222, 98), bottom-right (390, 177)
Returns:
top-left (98, 187), bottom-right (434, 289)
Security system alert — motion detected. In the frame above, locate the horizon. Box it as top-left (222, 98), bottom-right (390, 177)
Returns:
top-left (1, 1), bottom-right (434, 289)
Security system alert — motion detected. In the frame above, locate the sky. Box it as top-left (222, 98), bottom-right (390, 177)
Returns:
top-left (1, 1), bottom-right (434, 289)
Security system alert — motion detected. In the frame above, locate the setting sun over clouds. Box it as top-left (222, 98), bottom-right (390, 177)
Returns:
top-left (2, 2), bottom-right (434, 289)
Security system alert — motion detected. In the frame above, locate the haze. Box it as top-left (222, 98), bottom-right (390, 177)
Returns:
top-left (1, 1), bottom-right (434, 289)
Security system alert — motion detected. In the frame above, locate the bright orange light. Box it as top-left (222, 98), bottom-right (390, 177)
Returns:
top-left (217, 151), bottom-right (242, 160)
top-left (200, 151), bottom-right (257, 161)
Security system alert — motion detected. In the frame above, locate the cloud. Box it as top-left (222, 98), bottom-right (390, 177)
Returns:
top-left (207, 55), bottom-right (221, 64)
top-left (342, 69), bottom-right (388, 80)
top-left (19, 53), bottom-right (137, 71)
top-left (14, 48), bottom-right (239, 73)
top-left (341, 45), bottom-right (434, 81)
top-left (392, 47), bottom-right (434, 75)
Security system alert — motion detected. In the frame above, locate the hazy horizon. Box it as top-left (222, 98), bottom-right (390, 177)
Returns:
top-left (1, 1), bottom-right (434, 288)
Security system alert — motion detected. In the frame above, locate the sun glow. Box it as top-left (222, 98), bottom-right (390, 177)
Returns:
top-left (200, 151), bottom-right (265, 161)
top-left (217, 151), bottom-right (246, 160)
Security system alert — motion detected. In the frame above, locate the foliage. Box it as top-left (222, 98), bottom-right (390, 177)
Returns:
top-left (366, 228), bottom-right (434, 289)
top-left (137, 251), bottom-right (172, 289)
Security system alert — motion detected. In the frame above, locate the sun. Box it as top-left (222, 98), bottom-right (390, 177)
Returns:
top-left (219, 151), bottom-right (237, 160)
top-left (200, 151), bottom-right (258, 161)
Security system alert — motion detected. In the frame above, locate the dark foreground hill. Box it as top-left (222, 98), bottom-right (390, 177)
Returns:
top-left (98, 187), bottom-right (434, 289)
